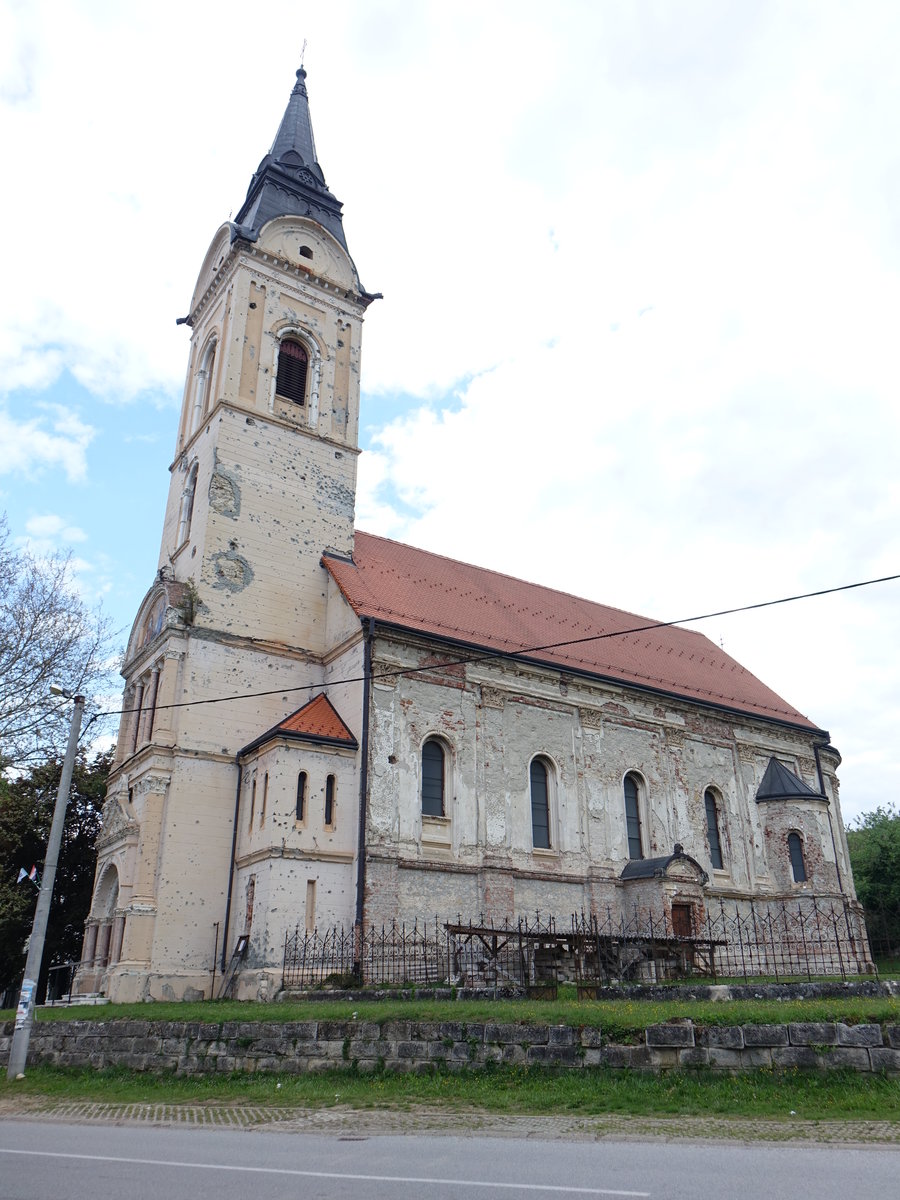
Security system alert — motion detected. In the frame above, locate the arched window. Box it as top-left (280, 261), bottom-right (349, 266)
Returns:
top-left (624, 773), bottom-right (644, 859)
top-left (530, 757), bottom-right (551, 849)
top-left (704, 789), bottom-right (724, 870)
top-left (296, 771), bottom-right (307, 822)
top-left (259, 772), bottom-right (268, 828)
top-left (421, 739), bottom-right (445, 816)
top-left (788, 832), bottom-right (807, 883)
top-left (177, 462), bottom-right (198, 546)
top-left (191, 338), bottom-right (217, 433)
top-left (276, 337), bottom-right (309, 404)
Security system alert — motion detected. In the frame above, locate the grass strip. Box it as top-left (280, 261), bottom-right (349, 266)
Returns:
top-left (4, 994), bottom-right (896, 1041)
top-left (2, 1063), bottom-right (899, 1122)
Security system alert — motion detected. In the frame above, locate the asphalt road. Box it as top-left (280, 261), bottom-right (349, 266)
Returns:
top-left (0, 1119), bottom-right (897, 1200)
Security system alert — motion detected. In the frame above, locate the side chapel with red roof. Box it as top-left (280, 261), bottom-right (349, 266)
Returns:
top-left (75, 69), bottom-right (867, 1001)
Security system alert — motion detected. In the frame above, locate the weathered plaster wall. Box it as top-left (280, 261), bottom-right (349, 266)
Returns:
top-left (362, 630), bottom-right (857, 927)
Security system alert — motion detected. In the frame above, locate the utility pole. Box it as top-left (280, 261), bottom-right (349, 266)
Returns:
top-left (7, 691), bottom-right (85, 1080)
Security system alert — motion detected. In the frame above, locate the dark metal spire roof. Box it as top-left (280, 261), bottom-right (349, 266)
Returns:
top-left (755, 757), bottom-right (825, 803)
top-left (231, 66), bottom-right (348, 249)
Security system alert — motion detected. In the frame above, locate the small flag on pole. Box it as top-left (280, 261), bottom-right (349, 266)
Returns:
top-left (17, 866), bottom-right (39, 886)
top-left (17, 868), bottom-right (26, 884)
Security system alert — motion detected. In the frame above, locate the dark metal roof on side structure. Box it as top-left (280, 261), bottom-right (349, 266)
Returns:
top-left (755, 757), bottom-right (825, 803)
top-left (231, 66), bottom-right (348, 250)
top-left (620, 844), bottom-right (709, 884)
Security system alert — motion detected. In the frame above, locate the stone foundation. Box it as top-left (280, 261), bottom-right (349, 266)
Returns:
top-left (3, 1016), bottom-right (898, 1075)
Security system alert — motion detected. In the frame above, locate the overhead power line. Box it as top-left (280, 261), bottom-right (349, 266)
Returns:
top-left (99, 570), bottom-right (900, 720)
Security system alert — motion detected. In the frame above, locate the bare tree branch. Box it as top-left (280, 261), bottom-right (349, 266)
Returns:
top-left (0, 515), bottom-right (118, 769)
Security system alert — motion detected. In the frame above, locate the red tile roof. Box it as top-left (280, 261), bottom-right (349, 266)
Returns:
top-left (323, 532), bottom-right (822, 733)
top-left (240, 693), bottom-right (358, 757)
top-left (279, 694), bottom-right (357, 743)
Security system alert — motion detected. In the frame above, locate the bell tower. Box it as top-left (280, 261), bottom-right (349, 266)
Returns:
top-left (76, 68), bottom-right (377, 1002)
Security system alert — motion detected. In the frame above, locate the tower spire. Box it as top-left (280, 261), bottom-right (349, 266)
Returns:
top-left (231, 66), bottom-right (348, 250)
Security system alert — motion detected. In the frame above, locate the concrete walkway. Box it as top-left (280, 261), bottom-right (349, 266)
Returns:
top-left (1, 1096), bottom-right (898, 1146)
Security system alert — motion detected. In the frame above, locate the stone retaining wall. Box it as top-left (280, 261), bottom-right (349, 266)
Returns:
top-left (3, 1018), bottom-right (899, 1075)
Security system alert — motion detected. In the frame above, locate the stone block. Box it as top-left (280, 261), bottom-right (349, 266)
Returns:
top-left (788, 1022), bottom-right (838, 1046)
top-left (772, 1047), bottom-right (825, 1069)
top-left (580, 1027), bottom-right (603, 1048)
top-left (707, 1048), bottom-right (745, 1070)
top-left (396, 1041), bottom-right (429, 1060)
top-left (742, 1024), bottom-right (788, 1046)
top-left (463, 1023), bottom-right (485, 1042)
top-left (439, 1022), bottom-right (466, 1042)
top-left (381, 1021), bottom-right (411, 1041)
top-left (700, 1026), bottom-right (744, 1050)
top-left (514, 1024), bottom-right (547, 1046)
top-left (818, 1048), bottom-right (870, 1070)
top-left (526, 1044), bottom-right (579, 1065)
top-left (869, 1047), bottom-right (900, 1072)
top-left (836, 1024), bottom-right (882, 1047)
top-left (583, 1048), bottom-right (603, 1067)
top-left (646, 1023), bottom-right (694, 1047)
top-left (678, 1048), bottom-right (710, 1068)
top-left (602, 1044), bottom-right (654, 1069)
top-left (347, 1039), bottom-right (381, 1059)
top-left (646, 1047), bottom-right (679, 1070)
top-left (741, 1048), bottom-right (773, 1069)
top-left (498, 1043), bottom-right (526, 1065)
top-left (279, 1021), bottom-right (319, 1040)
top-left (883, 1025), bottom-right (900, 1049)
top-left (548, 1025), bottom-right (576, 1046)
top-left (317, 1020), bottom-right (350, 1041)
top-left (484, 1023), bottom-right (527, 1044)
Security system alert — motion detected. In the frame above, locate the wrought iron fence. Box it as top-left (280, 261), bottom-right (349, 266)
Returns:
top-left (281, 897), bottom-right (874, 991)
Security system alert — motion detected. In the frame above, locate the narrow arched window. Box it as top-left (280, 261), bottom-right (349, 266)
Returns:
top-left (324, 774), bottom-right (336, 828)
top-left (422, 739), bottom-right (445, 816)
top-left (276, 337), bottom-right (309, 404)
top-left (788, 832), bottom-right (807, 882)
top-left (177, 462), bottom-right (198, 546)
top-left (624, 773), bottom-right (643, 859)
top-left (530, 758), bottom-right (551, 849)
top-left (192, 339), bottom-right (217, 433)
top-left (200, 339), bottom-right (217, 417)
top-left (248, 777), bottom-right (256, 831)
top-left (704, 789), bottom-right (724, 870)
top-left (259, 772), bottom-right (268, 828)
top-left (296, 771), bottom-right (307, 822)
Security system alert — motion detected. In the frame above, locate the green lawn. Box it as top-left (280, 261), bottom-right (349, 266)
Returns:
top-left (2, 1062), bottom-right (899, 1122)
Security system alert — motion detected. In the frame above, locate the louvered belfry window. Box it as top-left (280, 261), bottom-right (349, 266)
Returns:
top-left (276, 338), bottom-right (308, 404)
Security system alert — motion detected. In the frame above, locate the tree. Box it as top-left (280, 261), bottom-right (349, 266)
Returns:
top-left (0, 514), bottom-right (116, 770)
top-left (847, 804), bottom-right (900, 958)
top-left (0, 748), bottom-right (113, 1001)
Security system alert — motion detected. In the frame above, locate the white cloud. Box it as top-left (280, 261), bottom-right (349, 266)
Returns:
top-left (0, 404), bottom-right (94, 481)
top-left (24, 513), bottom-right (87, 542)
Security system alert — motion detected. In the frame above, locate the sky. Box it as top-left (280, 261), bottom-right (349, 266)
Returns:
top-left (1, 0), bottom-right (898, 825)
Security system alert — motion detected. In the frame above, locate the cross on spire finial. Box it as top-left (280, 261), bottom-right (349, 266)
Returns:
top-left (300, 38), bottom-right (307, 68)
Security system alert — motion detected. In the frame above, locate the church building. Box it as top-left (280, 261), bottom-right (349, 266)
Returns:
top-left (75, 68), bottom-right (865, 1002)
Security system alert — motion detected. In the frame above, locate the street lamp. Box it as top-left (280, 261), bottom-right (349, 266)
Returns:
top-left (7, 688), bottom-right (85, 1080)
